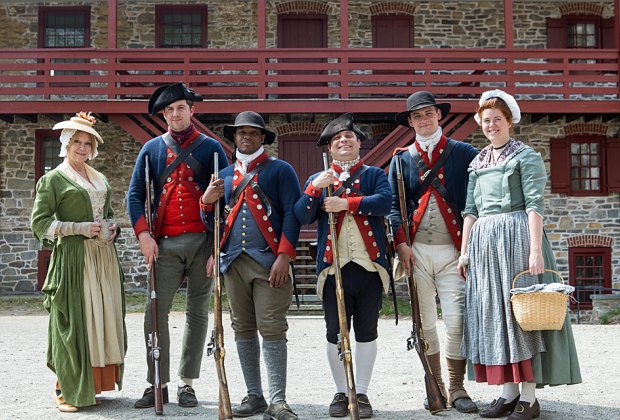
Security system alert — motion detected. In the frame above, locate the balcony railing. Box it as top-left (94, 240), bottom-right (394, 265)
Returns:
top-left (0, 48), bottom-right (618, 111)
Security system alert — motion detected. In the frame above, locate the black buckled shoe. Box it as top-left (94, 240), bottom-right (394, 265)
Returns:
top-left (233, 394), bottom-right (268, 417)
top-left (507, 400), bottom-right (540, 420)
top-left (329, 393), bottom-right (349, 417)
top-left (177, 385), bottom-right (198, 408)
top-left (357, 394), bottom-right (373, 419)
top-left (134, 386), bottom-right (169, 409)
top-left (480, 395), bottom-right (520, 418)
top-left (263, 402), bottom-right (298, 420)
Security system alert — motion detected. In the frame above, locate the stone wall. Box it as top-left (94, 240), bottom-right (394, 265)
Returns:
top-left (1, 1), bottom-right (615, 49)
top-left (0, 0), bottom-right (619, 292)
top-left (0, 116), bottom-right (144, 292)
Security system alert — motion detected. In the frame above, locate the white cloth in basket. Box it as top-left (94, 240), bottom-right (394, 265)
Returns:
top-left (511, 283), bottom-right (575, 295)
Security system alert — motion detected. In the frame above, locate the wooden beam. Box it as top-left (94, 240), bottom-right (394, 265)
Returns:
top-left (18, 114), bottom-right (38, 123)
top-left (3, 100), bottom-right (620, 116)
top-left (257, 0), bottom-right (266, 49)
top-left (340, 0), bottom-right (349, 48)
top-left (530, 114), bottom-right (547, 124)
top-left (108, 0), bottom-right (117, 48)
top-left (504, 0), bottom-right (514, 48)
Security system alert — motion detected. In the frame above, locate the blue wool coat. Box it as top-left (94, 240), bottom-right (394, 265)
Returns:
top-left (294, 165), bottom-right (392, 276)
top-left (127, 134), bottom-right (227, 239)
top-left (205, 157), bottom-right (302, 259)
top-left (387, 138), bottom-right (479, 246)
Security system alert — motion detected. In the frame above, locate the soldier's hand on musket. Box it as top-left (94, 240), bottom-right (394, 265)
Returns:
top-left (206, 254), bottom-right (215, 278)
top-left (311, 170), bottom-right (335, 189)
top-left (138, 230), bottom-right (159, 266)
top-left (201, 174), bottom-right (225, 205)
top-left (396, 243), bottom-right (416, 276)
top-left (324, 196), bottom-right (348, 213)
top-left (269, 253), bottom-right (290, 288)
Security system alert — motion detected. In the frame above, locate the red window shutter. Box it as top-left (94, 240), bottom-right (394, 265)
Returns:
top-left (606, 138), bottom-right (620, 192)
top-left (550, 139), bottom-right (570, 193)
top-left (601, 18), bottom-right (616, 49)
top-left (547, 18), bottom-right (566, 48)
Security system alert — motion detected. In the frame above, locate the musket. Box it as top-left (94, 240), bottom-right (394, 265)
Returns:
top-left (145, 155), bottom-right (164, 415)
top-left (206, 153), bottom-right (233, 420)
top-left (385, 218), bottom-right (399, 325)
top-left (323, 152), bottom-right (360, 420)
top-left (394, 156), bottom-right (446, 415)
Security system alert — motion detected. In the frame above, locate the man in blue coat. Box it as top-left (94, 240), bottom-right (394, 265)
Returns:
top-left (388, 91), bottom-right (479, 413)
top-left (127, 82), bottom-right (228, 409)
top-left (295, 113), bottom-right (391, 419)
top-left (201, 111), bottom-right (301, 420)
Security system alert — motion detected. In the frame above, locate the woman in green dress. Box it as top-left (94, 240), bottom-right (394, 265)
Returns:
top-left (31, 112), bottom-right (126, 412)
top-left (457, 91), bottom-right (581, 420)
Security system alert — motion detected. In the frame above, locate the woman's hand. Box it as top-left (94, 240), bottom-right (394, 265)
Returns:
top-left (457, 254), bottom-right (469, 279)
top-left (528, 249), bottom-right (544, 276)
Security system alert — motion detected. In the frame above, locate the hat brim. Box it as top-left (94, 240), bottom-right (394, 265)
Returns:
top-left (223, 124), bottom-right (276, 145)
top-left (52, 121), bottom-right (103, 144)
top-left (395, 102), bottom-right (451, 127)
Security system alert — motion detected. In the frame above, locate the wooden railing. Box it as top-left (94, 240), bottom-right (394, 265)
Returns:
top-left (0, 47), bottom-right (618, 110)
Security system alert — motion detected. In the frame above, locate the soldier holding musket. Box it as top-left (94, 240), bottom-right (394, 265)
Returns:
top-left (294, 113), bottom-right (392, 419)
top-left (202, 111), bottom-right (301, 420)
top-left (388, 91), bottom-right (479, 413)
top-left (128, 82), bottom-right (228, 409)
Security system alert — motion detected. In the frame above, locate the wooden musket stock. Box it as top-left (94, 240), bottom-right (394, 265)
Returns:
top-left (145, 156), bottom-right (164, 415)
top-left (207, 152), bottom-right (233, 419)
top-left (323, 152), bottom-right (360, 420)
top-left (395, 156), bottom-right (447, 415)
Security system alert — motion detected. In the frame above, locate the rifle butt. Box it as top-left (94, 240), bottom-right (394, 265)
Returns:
top-left (347, 384), bottom-right (360, 420)
top-left (217, 358), bottom-right (233, 419)
top-left (425, 373), bottom-right (447, 414)
top-left (153, 358), bottom-right (164, 415)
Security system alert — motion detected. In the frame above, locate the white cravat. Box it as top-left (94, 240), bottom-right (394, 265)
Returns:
top-left (415, 127), bottom-right (443, 157)
top-left (235, 146), bottom-right (265, 173)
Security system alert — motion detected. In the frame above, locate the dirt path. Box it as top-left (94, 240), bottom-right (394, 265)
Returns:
top-left (1, 313), bottom-right (617, 419)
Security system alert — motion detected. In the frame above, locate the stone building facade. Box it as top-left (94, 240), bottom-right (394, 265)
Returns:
top-left (0, 0), bottom-right (619, 298)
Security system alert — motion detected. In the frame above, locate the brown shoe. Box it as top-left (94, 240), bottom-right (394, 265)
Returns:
top-left (507, 400), bottom-right (540, 420)
top-left (54, 389), bottom-right (78, 412)
top-left (357, 394), bottom-right (373, 419)
top-left (328, 393), bottom-right (348, 417)
top-left (480, 395), bottom-right (520, 418)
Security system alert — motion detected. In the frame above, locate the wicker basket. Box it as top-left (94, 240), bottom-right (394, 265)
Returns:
top-left (510, 269), bottom-right (569, 331)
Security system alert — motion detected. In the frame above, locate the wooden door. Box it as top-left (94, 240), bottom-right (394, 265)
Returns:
top-left (277, 14), bottom-right (327, 98)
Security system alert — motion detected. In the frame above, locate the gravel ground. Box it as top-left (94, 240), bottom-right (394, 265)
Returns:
top-left (1, 312), bottom-right (618, 419)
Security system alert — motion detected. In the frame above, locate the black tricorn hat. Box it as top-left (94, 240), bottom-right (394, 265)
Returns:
top-left (223, 111), bottom-right (276, 145)
top-left (316, 113), bottom-right (366, 147)
top-left (394, 91), bottom-right (451, 127)
top-left (148, 82), bottom-right (203, 115)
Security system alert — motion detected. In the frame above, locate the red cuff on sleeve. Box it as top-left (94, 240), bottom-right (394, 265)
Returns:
top-left (346, 196), bottom-right (363, 214)
top-left (133, 216), bottom-right (150, 239)
top-left (200, 200), bottom-right (214, 213)
top-left (304, 182), bottom-right (323, 198)
top-left (394, 225), bottom-right (407, 246)
top-left (278, 236), bottom-right (297, 261)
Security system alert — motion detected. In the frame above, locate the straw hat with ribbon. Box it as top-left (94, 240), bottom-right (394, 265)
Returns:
top-left (53, 112), bottom-right (103, 159)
